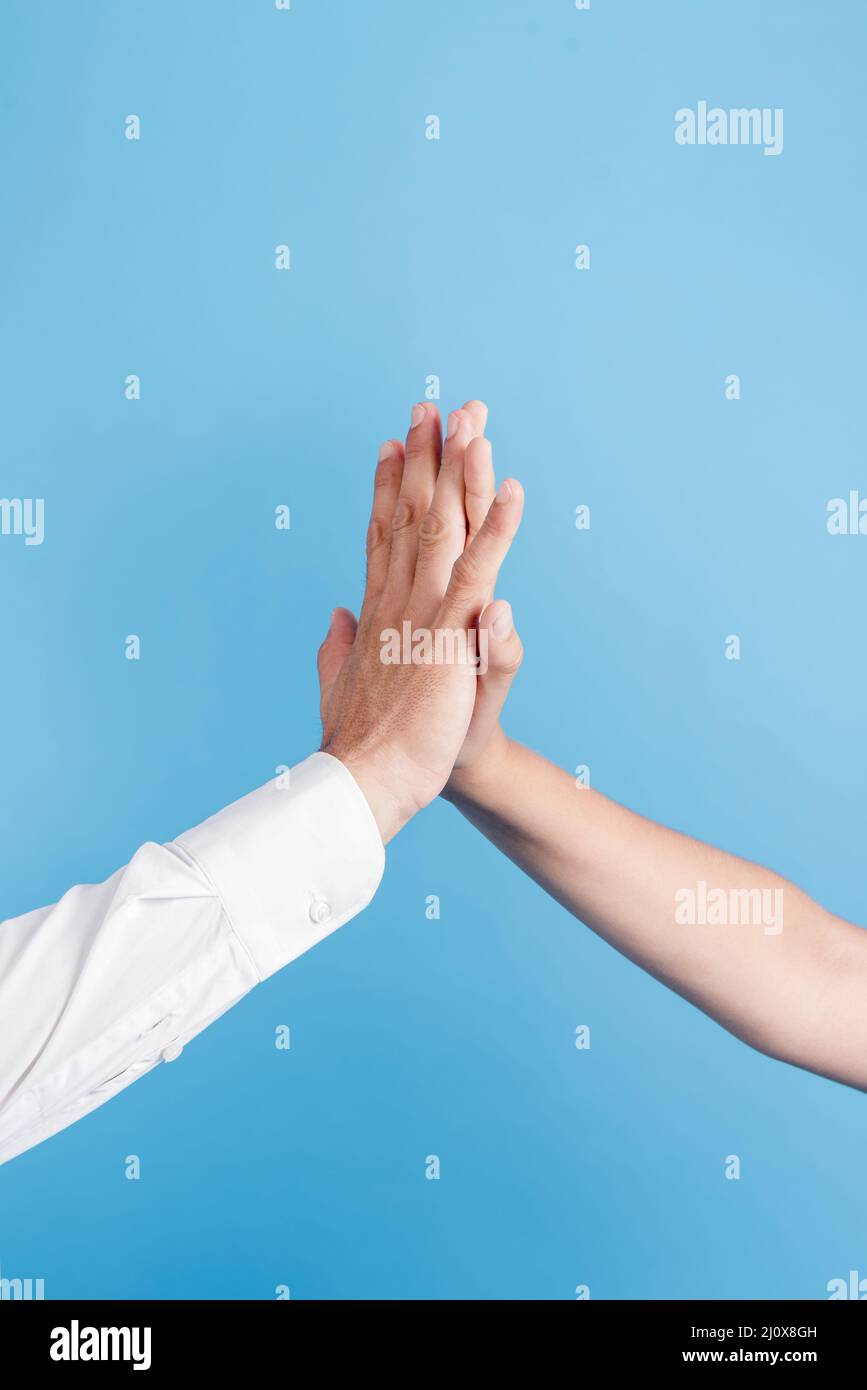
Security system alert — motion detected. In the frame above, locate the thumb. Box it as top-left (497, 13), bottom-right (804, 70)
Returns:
top-left (474, 598), bottom-right (523, 734)
top-left (317, 606), bottom-right (358, 697)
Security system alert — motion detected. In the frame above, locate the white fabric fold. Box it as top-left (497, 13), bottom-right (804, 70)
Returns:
top-left (0, 752), bottom-right (384, 1165)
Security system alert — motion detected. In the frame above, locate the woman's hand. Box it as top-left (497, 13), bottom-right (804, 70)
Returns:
top-left (441, 402), bottom-right (526, 791)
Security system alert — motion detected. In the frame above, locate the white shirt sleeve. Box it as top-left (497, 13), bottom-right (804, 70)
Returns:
top-left (0, 752), bottom-right (384, 1167)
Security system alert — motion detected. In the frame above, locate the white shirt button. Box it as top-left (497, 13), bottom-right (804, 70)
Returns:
top-left (309, 898), bottom-right (332, 926)
top-left (162, 1041), bottom-right (183, 1063)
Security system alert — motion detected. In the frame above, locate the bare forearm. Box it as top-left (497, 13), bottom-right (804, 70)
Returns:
top-left (445, 739), bottom-right (867, 1089)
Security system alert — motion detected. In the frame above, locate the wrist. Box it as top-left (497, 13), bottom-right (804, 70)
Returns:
top-left (442, 727), bottom-right (516, 808)
top-left (333, 755), bottom-right (404, 845)
top-left (326, 742), bottom-right (437, 846)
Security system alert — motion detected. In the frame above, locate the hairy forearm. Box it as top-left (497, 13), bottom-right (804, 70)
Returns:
top-left (444, 739), bottom-right (867, 1090)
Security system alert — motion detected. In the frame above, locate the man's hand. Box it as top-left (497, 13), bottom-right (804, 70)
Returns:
top-left (317, 401), bottom-right (524, 843)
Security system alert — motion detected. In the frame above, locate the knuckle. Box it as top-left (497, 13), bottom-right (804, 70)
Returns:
top-left (417, 508), bottom-right (450, 548)
top-left (366, 517), bottom-right (390, 557)
top-left (391, 497), bottom-right (417, 532)
top-left (450, 551), bottom-right (481, 593)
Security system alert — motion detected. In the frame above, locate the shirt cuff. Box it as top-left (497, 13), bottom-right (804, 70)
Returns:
top-left (175, 752), bottom-right (385, 980)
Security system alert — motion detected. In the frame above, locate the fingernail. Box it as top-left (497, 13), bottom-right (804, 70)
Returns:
top-left (446, 411), bottom-right (460, 439)
top-left (411, 403), bottom-right (426, 428)
top-left (378, 441), bottom-right (394, 462)
top-left (495, 480), bottom-right (512, 504)
top-left (493, 605), bottom-right (514, 640)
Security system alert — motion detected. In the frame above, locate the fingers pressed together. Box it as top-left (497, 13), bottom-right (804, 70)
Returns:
top-left (361, 399), bottom-right (523, 635)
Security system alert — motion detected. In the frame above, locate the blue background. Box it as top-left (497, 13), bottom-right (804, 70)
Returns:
top-left (1, 0), bottom-right (865, 1299)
